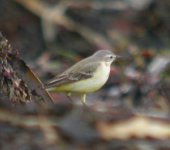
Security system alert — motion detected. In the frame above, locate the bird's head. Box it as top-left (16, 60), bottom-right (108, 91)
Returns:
top-left (93, 50), bottom-right (117, 66)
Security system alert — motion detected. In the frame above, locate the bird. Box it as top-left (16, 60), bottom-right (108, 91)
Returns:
top-left (45, 50), bottom-right (119, 104)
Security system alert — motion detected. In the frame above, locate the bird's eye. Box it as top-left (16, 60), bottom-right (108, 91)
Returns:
top-left (110, 55), bottom-right (113, 59)
top-left (105, 55), bottom-right (114, 62)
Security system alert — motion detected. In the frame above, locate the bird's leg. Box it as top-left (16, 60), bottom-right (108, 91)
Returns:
top-left (80, 94), bottom-right (86, 105)
top-left (66, 92), bottom-right (73, 103)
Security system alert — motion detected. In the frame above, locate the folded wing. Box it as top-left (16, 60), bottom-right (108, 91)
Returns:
top-left (45, 62), bottom-right (99, 88)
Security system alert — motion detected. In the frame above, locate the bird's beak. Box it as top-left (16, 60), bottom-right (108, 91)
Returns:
top-left (116, 55), bottom-right (123, 59)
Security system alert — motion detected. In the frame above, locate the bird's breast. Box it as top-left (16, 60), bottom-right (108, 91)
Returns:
top-left (75, 62), bottom-right (110, 93)
top-left (92, 62), bottom-right (110, 87)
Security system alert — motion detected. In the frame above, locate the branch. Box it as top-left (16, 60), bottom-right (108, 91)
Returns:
top-left (14, 0), bottom-right (112, 49)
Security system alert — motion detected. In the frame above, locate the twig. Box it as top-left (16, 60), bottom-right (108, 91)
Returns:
top-left (14, 0), bottom-right (112, 49)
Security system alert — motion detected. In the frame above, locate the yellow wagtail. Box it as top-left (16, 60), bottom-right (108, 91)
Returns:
top-left (45, 50), bottom-right (119, 104)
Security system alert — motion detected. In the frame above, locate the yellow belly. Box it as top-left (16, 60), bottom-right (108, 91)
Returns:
top-left (48, 62), bottom-right (110, 93)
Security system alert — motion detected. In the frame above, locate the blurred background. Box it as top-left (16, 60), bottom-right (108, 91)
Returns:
top-left (0, 0), bottom-right (169, 114)
top-left (0, 0), bottom-right (170, 150)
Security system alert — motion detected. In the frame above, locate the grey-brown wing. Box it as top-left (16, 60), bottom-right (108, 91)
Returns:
top-left (45, 62), bottom-right (99, 88)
